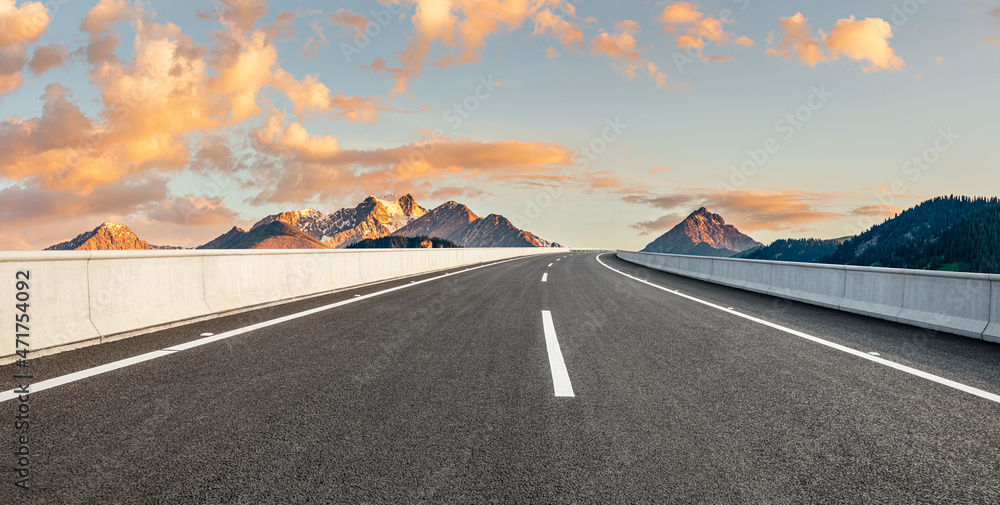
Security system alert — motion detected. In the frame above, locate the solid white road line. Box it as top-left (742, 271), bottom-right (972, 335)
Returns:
top-left (541, 311), bottom-right (575, 397)
top-left (542, 273), bottom-right (548, 282)
top-left (595, 254), bottom-right (1000, 405)
top-left (0, 256), bottom-right (530, 404)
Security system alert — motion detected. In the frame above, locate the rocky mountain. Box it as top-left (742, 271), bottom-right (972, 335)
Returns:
top-left (200, 221), bottom-right (329, 250)
top-left (249, 209), bottom-right (333, 240)
top-left (391, 201), bottom-right (559, 248)
top-left (45, 223), bottom-right (155, 251)
top-left (641, 208), bottom-right (762, 257)
top-left (248, 194), bottom-right (428, 248)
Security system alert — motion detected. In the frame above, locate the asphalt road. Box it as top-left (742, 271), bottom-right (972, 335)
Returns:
top-left (4, 252), bottom-right (1000, 504)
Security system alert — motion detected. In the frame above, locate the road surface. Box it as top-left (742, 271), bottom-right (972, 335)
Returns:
top-left (4, 252), bottom-right (1000, 503)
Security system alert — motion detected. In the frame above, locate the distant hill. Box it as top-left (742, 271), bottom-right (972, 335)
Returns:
top-left (822, 196), bottom-right (999, 266)
top-left (641, 207), bottom-right (762, 257)
top-left (736, 238), bottom-right (844, 263)
top-left (199, 221), bottom-right (329, 249)
top-left (875, 204), bottom-right (1000, 273)
top-left (346, 236), bottom-right (460, 249)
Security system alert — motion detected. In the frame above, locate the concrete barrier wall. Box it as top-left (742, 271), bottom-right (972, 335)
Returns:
top-left (617, 250), bottom-right (996, 342)
top-left (0, 247), bottom-right (565, 362)
top-left (986, 276), bottom-right (1000, 344)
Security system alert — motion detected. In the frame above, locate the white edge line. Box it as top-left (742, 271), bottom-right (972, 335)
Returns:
top-left (542, 310), bottom-right (575, 397)
top-left (0, 256), bottom-right (531, 403)
top-left (595, 253), bottom-right (1000, 405)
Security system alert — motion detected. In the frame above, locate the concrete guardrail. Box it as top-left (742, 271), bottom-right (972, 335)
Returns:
top-left (617, 250), bottom-right (998, 343)
top-left (1, 247), bottom-right (566, 363)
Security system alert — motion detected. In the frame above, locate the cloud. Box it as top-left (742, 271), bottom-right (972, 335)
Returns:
top-left (659, 2), bottom-right (702, 25)
top-left (764, 12), bottom-right (828, 66)
top-left (247, 112), bottom-right (575, 205)
top-left (365, 0), bottom-right (588, 96)
top-left (1, 0), bottom-right (421, 246)
top-left (0, 0), bottom-right (51, 96)
top-left (330, 8), bottom-right (368, 40)
top-left (825, 16), bottom-right (905, 73)
top-left (850, 205), bottom-right (899, 217)
top-left (27, 43), bottom-right (65, 73)
top-left (0, 176), bottom-right (169, 222)
top-left (301, 22), bottom-right (327, 57)
top-left (213, 0), bottom-right (268, 33)
top-left (145, 194), bottom-right (239, 226)
top-left (986, 36), bottom-right (1000, 46)
top-left (591, 20), bottom-right (671, 88)
top-left (532, 9), bottom-right (585, 50)
top-left (630, 213), bottom-right (684, 236)
top-left (766, 12), bottom-right (904, 72)
top-left (545, 45), bottom-right (560, 59)
top-left (0, 0), bottom-right (50, 47)
top-left (658, 2), bottom-right (752, 63)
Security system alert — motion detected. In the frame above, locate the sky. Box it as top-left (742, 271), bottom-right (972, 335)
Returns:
top-left (1, 0), bottom-right (999, 250)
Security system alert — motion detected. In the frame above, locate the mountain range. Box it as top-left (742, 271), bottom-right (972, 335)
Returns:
top-left (641, 207), bottom-right (762, 257)
top-left (44, 194), bottom-right (560, 251)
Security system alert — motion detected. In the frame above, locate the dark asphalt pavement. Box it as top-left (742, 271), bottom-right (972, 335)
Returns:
top-left (4, 252), bottom-right (1000, 504)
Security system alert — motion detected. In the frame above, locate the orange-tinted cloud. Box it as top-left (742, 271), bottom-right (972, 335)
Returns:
top-left (533, 9), bottom-right (585, 50)
top-left (850, 204), bottom-right (899, 217)
top-left (659, 2), bottom-right (702, 25)
top-left (630, 213), bottom-right (684, 235)
top-left (659, 2), bottom-right (752, 63)
top-left (145, 194), bottom-right (240, 226)
top-left (591, 20), bottom-right (671, 88)
top-left (0, 0), bottom-right (51, 96)
top-left (826, 16), bottom-right (905, 73)
top-left (248, 112), bottom-right (575, 205)
top-left (764, 12), bottom-right (827, 66)
top-left (27, 43), bottom-right (65, 73)
top-left (0, 0), bottom-right (50, 46)
top-left (986, 36), bottom-right (1000, 46)
top-left (367, 0), bottom-right (586, 96)
top-left (330, 8), bottom-right (368, 40)
top-left (767, 12), bottom-right (904, 72)
top-left (0, 0), bottom-right (422, 247)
